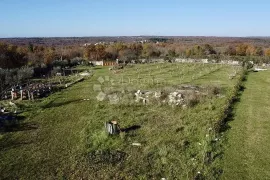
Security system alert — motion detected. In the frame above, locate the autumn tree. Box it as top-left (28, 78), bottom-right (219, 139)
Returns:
top-left (84, 44), bottom-right (106, 61)
top-left (265, 48), bottom-right (270, 57)
top-left (142, 44), bottom-right (160, 58)
top-left (44, 48), bottom-right (56, 65)
top-left (119, 49), bottom-right (136, 63)
top-left (27, 52), bottom-right (40, 66)
top-left (254, 47), bottom-right (263, 56)
top-left (185, 49), bottom-right (192, 57)
top-left (0, 43), bottom-right (28, 68)
top-left (225, 45), bottom-right (236, 56)
top-left (105, 46), bottom-right (118, 60)
top-left (83, 44), bottom-right (96, 60)
top-left (236, 44), bottom-right (249, 56)
top-left (95, 44), bottom-right (106, 60)
top-left (193, 45), bottom-right (205, 56)
top-left (27, 45), bottom-right (46, 66)
top-left (129, 43), bottom-right (143, 57)
top-left (203, 44), bottom-right (216, 55)
top-left (61, 46), bottom-right (83, 60)
top-left (114, 42), bottom-right (127, 52)
top-left (168, 49), bottom-right (176, 57)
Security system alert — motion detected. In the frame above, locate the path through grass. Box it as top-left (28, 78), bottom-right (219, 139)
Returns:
top-left (222, 71), bottom-right (270, 179)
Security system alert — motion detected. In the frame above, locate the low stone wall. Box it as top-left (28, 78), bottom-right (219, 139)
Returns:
top-left (90, 61), bottom-right (104, 66)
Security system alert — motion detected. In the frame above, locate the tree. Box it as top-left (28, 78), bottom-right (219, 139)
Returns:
top-left (168, 49), bottom-right (176, 57)
top-left (204, 44), bottom-right (216, 55)
top-left (254, 47), bottom-right (263, 56)
top-left (83, 44), bottom-right (106, 61)
top-left (114, 42), bottom-right (127, 52)
top-left (83, 44), bottom-right (96, 60)
top-left (17, 67), bottom-right (34, 83)
top-left (245, 45), bottom-right (263, 56)
top-left (193, 45), bottom-right (205, 57)
top-left (119, 49), bottom-right (136, 63)
top-left (44, 48), bottom-right (56, 65)
top-left (142, 44), bottom-right (160, 58)
top-left (28, 43), bottom-right (34, 53)
top-left (225, 45), bottom-right (236, 56)
top-left (105, 46), bottom-right (118, 60)
top-left (246, 45), bottom-right (256, 56)
top-left (236, 44), bottom-right (248, 56)
top-left (185, 49), bottom-right (192, 57)
top-left (0, 43), bottom-right (28, 68)
top-left (129, 43), bottom-right (143, 56)
top-left (95, 44), bottom-right (106, 60)
top-left (0, 68), bottom-right (33, 94)
top-left (265, 48), bottom-right (270, 57)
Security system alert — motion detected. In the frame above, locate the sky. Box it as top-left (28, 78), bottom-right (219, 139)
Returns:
top-left (0, 0), bottom-right (270, 37)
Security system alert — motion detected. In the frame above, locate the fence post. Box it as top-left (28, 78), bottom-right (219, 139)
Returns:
top-left (11, 89), bottom-right (14, 100)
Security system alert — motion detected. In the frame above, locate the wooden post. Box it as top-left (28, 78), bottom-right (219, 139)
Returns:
top-left (20, 90), bottom-right (23, 100)
top-left (105, 121), bottom-right (120, 135)
top-left (28, 90), bottom-right (31, 100)
top-left (31, 92), bottom-right (34, 101)
top-left (11, 91), bottom-right (13, 100)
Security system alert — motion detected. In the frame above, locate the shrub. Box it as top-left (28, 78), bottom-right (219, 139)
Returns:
top-left (185, 92), bottom-right (201, 107)
top-left (206, 86), bottom-right (221, 96)
top-left (0, 67), bottom-right (34, 93)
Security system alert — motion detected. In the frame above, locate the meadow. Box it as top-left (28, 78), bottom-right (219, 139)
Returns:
top-left (0, 63), bottom-right (244, 179)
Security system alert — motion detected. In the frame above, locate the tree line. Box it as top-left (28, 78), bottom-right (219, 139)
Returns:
top-left (1, 41), bottom-right (270, 69)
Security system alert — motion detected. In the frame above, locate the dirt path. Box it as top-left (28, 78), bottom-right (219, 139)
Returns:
top-left (222, 71), bottom-right (270, 179)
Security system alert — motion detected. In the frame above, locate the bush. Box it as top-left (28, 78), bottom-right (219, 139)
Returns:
top-left (52, 60), bottom-right (69, 67)
top-left (70, 57), bottom-right (84, 66)
top-left (206, 86), bottom-right (221, 96)
top-left (185, 92), bottom-right (201, 107)
top-left (0, 67), bottom-right (34, 93)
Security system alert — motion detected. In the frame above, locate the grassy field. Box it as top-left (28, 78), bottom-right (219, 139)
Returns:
top-left (0, 63), bottom-right (243, 179)
top-left (222, 70), bottom-right (270, 179)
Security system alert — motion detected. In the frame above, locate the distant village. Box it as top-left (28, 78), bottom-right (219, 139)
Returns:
top-left (83, 39), bottom-right (150, 47)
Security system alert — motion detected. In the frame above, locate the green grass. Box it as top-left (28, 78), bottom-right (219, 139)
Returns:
top-left (222, 71), bottom-right (270, 180)
top-left (0, 63), bottom-right (243, 179)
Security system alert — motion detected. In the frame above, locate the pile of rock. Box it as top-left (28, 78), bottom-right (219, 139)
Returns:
top-left (168, 92), bottom-right (185, 106)
top-left (134, 90), bottom-right (153, 105)
top-left (135, 90), bottom-right (163, 104)
top-left (133, 86), bottom-right (206, 108)
top-left (134, 89), bottom-right (187, 107)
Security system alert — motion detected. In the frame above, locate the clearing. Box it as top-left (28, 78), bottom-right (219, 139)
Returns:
top-left (0, 63), bottom-right (243, 179)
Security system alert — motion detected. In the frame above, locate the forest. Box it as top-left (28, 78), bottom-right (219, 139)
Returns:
top-left (1, 37), bottom-right (270, 69)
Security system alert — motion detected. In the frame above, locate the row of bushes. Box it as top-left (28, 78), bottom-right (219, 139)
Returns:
top-left (52, 58), bottom-right (88, 68)
top-left (202, 67), bottom-right (248, 178)
top-left (214, 69), bottom-right (247, 133)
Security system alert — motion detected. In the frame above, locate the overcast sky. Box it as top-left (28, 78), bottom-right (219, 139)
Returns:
top-left (0, 0), bottom-right (269, 37)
